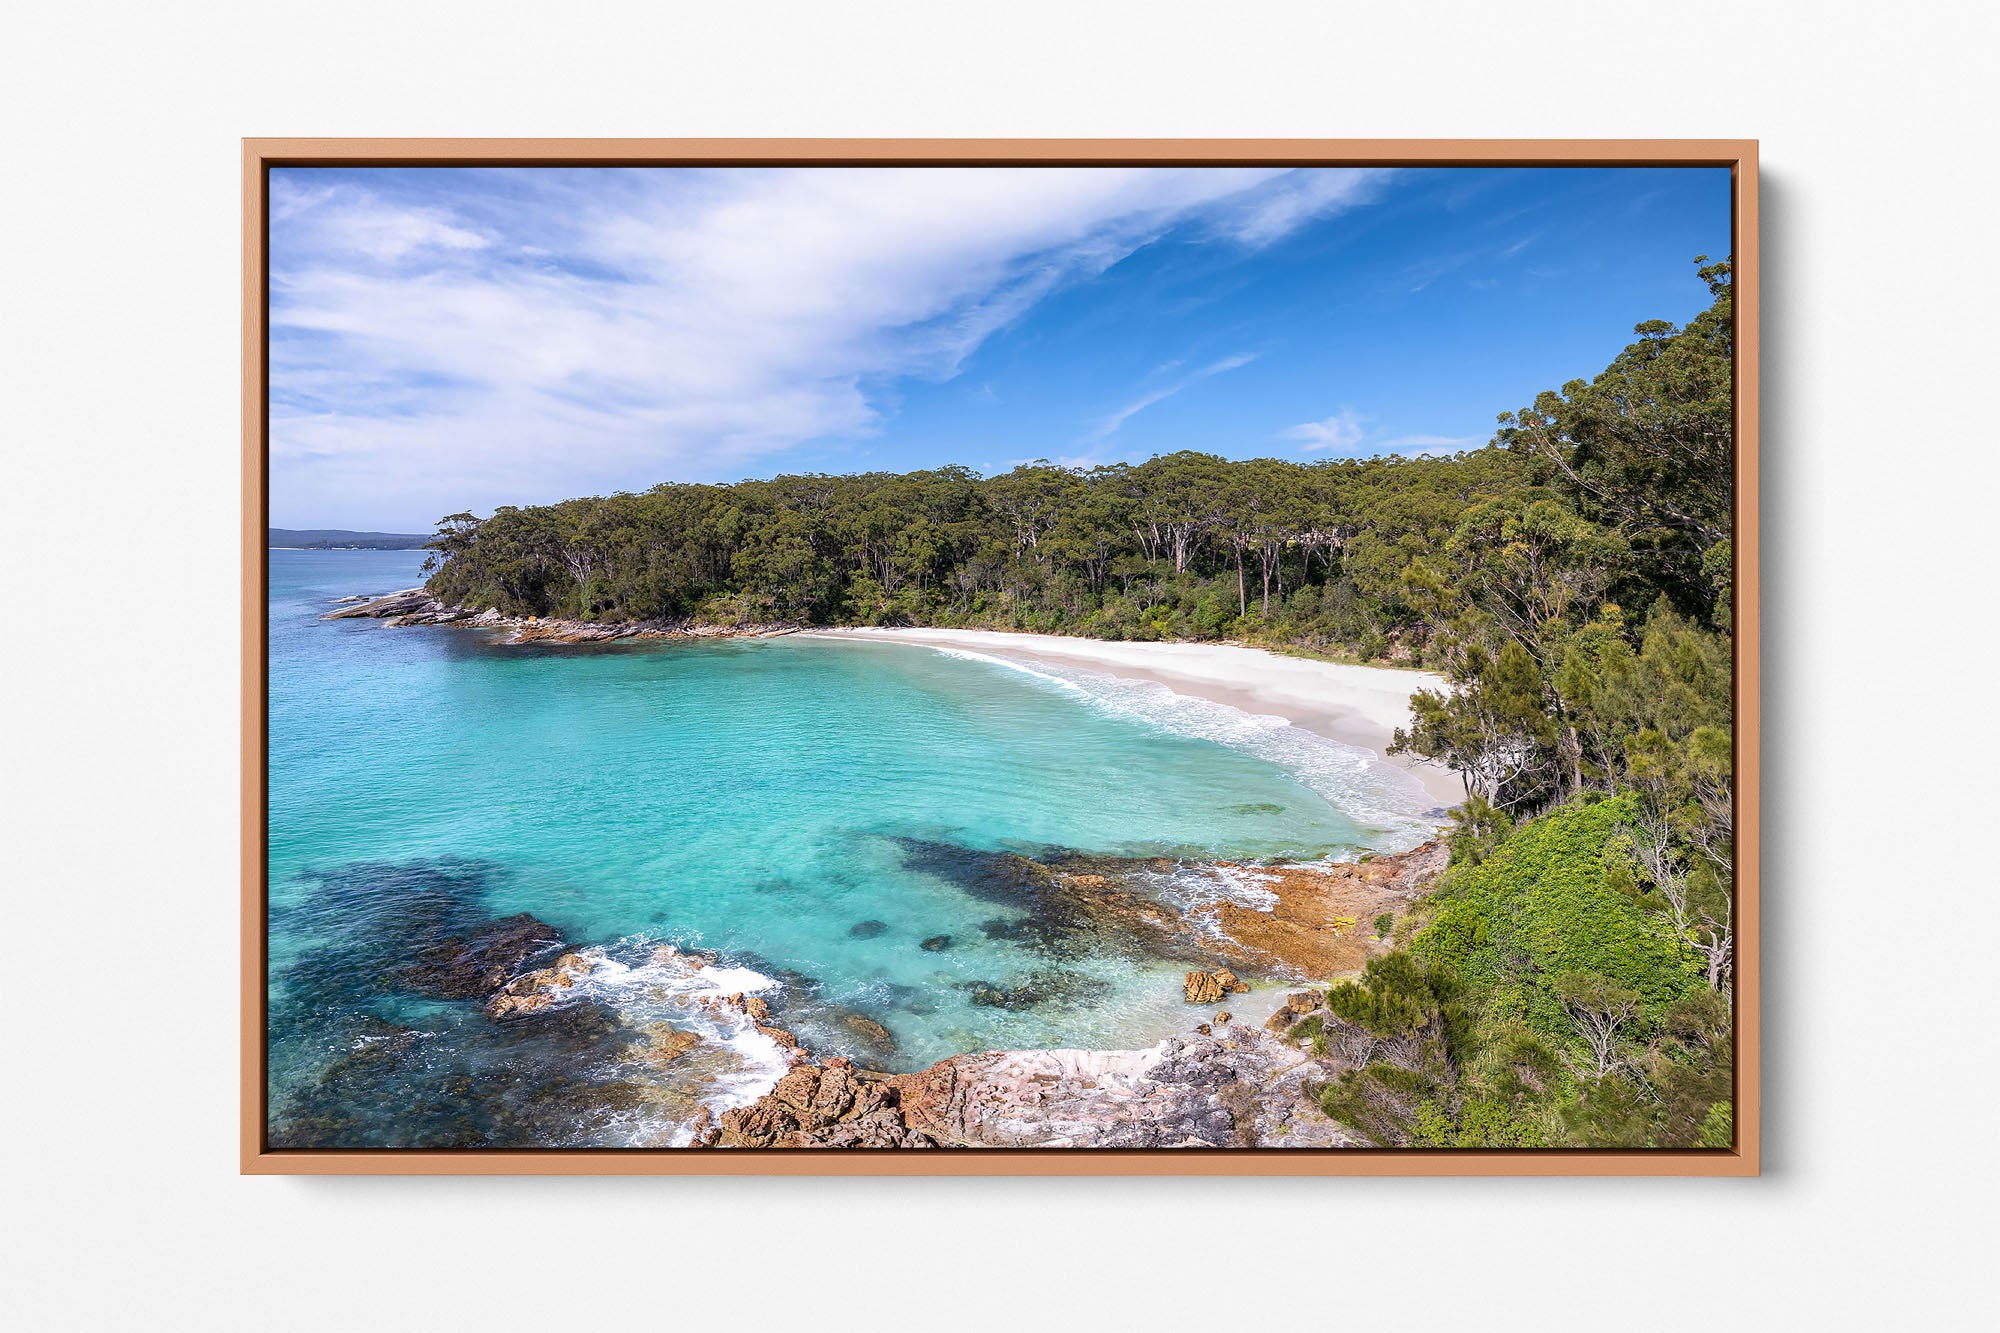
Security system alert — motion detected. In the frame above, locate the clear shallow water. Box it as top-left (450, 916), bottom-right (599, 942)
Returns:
top-left (268, 548), bottom-right (1436, 1146)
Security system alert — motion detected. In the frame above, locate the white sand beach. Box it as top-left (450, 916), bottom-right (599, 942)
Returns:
top-left (810, 627), bottom-right (1464, 811)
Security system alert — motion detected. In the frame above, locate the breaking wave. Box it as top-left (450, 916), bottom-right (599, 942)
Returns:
top-left (928, 645), bottom-right (1442, 849)
top-left (535, 939), bottom-right (796, 1146)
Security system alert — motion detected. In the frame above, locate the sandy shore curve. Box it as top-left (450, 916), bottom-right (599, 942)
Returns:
top-left (806, 627), bottom-right (1464, 812)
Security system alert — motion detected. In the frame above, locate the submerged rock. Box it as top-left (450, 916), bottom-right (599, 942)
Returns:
top-left (396, 912), bottom-right (564, 999)
top-left (628, 1023), bottom-right (703, 1069)
top-left (848, 920), bottom-right (889, 939)
top-left (960, 970), bottom-right (1110, 1012)
top-left (920, 934), bottom-right (953, 952)
top-left (842, 1013), bottom-right (896, 1048)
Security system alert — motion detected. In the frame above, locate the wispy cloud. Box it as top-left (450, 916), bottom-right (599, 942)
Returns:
top-left (1080, 352), bottom-right (1259, 445)
top-left (1282, 414), bottom-right (1479, 458)
top-left (273, 180), bottom-right (490, 262)
top-left (269, 166), bottom-right (1392, 528)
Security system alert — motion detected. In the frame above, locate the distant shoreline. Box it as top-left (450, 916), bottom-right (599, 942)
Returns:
top-left (269, 528), bottom-right (430, 551)
top-left (807, 626), bottom-right (1463, 811)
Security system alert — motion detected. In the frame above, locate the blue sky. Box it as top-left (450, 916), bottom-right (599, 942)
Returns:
top-left (269, 165), bottom-right (1730, 532)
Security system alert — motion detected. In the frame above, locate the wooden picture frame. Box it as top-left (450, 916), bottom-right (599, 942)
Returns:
top-left (243, 138), bottom-right (1758, 1175)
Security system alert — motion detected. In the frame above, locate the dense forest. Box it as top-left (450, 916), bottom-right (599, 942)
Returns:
top-left (425, 257), bottom-right (1739, 1148)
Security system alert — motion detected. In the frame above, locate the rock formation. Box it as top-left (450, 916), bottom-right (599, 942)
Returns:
top-left (321, 587), bottom-right (799, 645)
top-left (709, 1022), bottom-right (1358, 1149)
top-left (1263, 989), bottom-right (1327, 1034)
top-left (1182, 968), bottom-right (1248, 1004)
top-left (485, 949), bottom-right (601, 1018)
top-left (1200, 842), bottom-right (1450, 978)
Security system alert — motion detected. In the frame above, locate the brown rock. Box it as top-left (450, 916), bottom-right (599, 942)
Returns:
top-left (1206, 841), bottom-right (1449, 979)
top-left (688, 1106), bottom-right (719, 1148)
top-left (1184, 970), bottom-right (1226, 1005)
top-left (1214, 969), bottom-right (1250, 994)
top-left (716, 1098), bottom-right (796, 1148)
top-left (744, 995), bottom-right (771, 1021)
top-left (1213, 1011), bottom-right (1232, 1028)
top-left (771, 1067), bottom-right (821, 1114)
top-left (485, 990), bottom-right (555, 1019)
top-left (811, 1064), bottom-right (856, 1123)
top-left (484, 948), bottom-right (600, 1018)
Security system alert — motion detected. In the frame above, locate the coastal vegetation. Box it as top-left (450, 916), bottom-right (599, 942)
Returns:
top-left (417, 257), bottom-right (1739, 1150)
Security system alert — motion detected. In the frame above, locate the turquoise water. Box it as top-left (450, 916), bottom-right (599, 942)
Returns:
top-left (268, 548), bottom-right (1435, 1146)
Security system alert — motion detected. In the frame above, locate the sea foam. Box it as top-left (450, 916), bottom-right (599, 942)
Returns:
top-left (540, 940), bottom-right (795, 1146)
top-left (928, 644), bottom-right (1441, 849)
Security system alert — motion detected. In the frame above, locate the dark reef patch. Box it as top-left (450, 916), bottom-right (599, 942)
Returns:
top-left (960, 970), bottom-right (1113, 1012)
top-left (894, 836), bottom-right (1233, 969)
top-left (394, 912), bottom-right (564, 998)
top-left (267, 860), bottom-right (644, 1149)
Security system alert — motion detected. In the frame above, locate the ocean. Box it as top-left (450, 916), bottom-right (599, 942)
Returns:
top-left (266, 547), bottom-right (1438, 1146)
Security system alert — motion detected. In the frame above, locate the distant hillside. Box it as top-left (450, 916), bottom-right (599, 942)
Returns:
top-left (270, 528), bottom-right (431, 550)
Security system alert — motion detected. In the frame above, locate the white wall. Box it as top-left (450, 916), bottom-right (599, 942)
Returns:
top-left (6, 2), bottom-right (1995, 1327)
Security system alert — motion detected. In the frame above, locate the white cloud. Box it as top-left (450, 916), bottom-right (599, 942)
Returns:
top-left (1281, 414), bottom-right (1481, 458)
top-left (268, 167), bottom-right (1390, 528)
top-left (271, 179), bottom-right (488, 263)
top-left (1282, 408), bottom-right (1367, 453)
top-left (1221, 169), bottom-right (1390, 244)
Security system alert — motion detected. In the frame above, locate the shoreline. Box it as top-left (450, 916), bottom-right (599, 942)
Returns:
top-left (808, 626), bottom-right (1464, 811)
top-left (322, 590), bottom-right (1463, 810)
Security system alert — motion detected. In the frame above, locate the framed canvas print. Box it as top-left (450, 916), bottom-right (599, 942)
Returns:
top-left (243, 139), bottom-right (1758, 1175)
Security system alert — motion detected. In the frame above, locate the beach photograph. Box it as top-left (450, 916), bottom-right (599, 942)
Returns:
top-left (263, 160), bottom-right (1740, 1153)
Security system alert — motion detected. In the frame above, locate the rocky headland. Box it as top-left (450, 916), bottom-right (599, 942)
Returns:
top-left (322, 587), bottom-right (800, 644)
